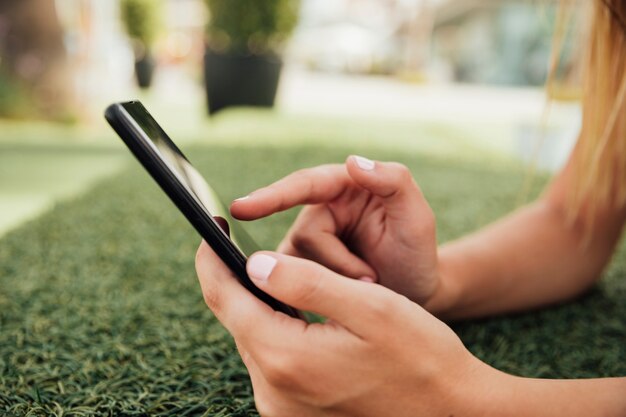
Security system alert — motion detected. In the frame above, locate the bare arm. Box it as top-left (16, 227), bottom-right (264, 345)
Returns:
top-left (232, 155), bottom-right (626, 319)
top-left (225, 156), bottom-right (626, 415)
top-left (487, 369), bottom-right (626, 417)
top-left (427, 158), bottom-right (626, 320)
top-left (196, 241), bottom-right (626, 417)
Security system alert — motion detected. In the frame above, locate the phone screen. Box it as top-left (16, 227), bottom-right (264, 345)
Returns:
top-left (120, 102), bottom-right (260, 255)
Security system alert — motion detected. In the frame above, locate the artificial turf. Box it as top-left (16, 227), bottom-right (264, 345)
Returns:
top-left (0, 144), bottom-right (624, 416)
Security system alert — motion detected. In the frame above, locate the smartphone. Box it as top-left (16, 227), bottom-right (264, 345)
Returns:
top-left (105, 101), bottom-right (302, 319)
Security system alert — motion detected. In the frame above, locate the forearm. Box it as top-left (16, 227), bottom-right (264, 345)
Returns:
top-left (476, 365), bottom-right (626, 417)
top-left (426, 198), bottom-right (624, 320)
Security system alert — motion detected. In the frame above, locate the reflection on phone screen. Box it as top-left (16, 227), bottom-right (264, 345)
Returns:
top-left (121, 102), bottom-right (261, 255)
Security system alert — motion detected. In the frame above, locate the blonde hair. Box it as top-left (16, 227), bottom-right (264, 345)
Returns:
top-left (565, 0), bottom-right (626, 231)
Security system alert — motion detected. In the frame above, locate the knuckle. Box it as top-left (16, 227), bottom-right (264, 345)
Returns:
top-left (236, 344), bottom-right (252, 366)
top-left (364, 290), bottom-right (400, 321)
top-left (262, 354), bottom-right (302, 389)
top-left (277, 239), bottom-right (296, 255)
top-left (419, 204), bottom-right (436, 226)
top-left (334, 257), bottom-right (361, 278)
top-left (390, 162), bottom-right (413, 183)
top-left (195, 243), bottom-right (209, 270)
top-left (413, 206), bottom-right (436, 237)
top-left (195, 243), bottom-right (223, 314)
top-left (292, 268), bottom-right (325, 307)
top-left (424, 207), bottom-right (436, 229)
top-left (290, 231), bottom-right (316, 254)
top-left (291, 167), bottom-right (310, 179)
top-left (393, 162), bottom-right (422, 192)
top-left (291, 168), bottom-right (313, 187)
top-left (362, 291), bottom-right (418, 343)
top-left (254, 394), bottom-right (279, 417)
top-left (202, 285), bottom-right (222, 314)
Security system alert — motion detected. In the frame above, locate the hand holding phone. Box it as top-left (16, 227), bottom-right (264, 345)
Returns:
top-left (105, 101), bottom-right (302, 319)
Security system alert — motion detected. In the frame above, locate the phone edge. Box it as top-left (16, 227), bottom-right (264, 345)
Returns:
top-left (104, 102), bottom-right (303, 320)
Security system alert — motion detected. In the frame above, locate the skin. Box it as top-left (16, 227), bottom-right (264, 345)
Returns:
top-left (195, 154), bottom-right (626, 416)
top-left (429, 155), bottom-right (626, 319)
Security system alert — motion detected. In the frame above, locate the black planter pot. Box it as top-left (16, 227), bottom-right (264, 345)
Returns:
top-left (204, 49), bottom-right (282, 115)
top-left (134, 52), bottom-right (156, 89)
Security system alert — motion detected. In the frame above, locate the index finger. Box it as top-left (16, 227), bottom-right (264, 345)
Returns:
top-left (230, 164), bottom-right (352, 220)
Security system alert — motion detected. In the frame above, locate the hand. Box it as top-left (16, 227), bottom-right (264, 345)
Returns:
top-left (195, 242), bottom-right (492, 417)
top-left (231, 156), bottom-right (439, 305)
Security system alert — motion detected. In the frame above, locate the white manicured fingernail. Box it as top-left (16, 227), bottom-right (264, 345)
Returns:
top-left (248, 254), bottom-right (277, 282)
top-left (354, 155), bottom-right (375, 171)
top-left (234, 195), bottom-right (250, 202)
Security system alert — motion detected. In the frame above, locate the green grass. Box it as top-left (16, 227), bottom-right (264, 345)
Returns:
top-left (0, 107), bottom-right (519, 237)
top-left (0, 143), bottom-right (126, 236)
top-left (0, 138), bottom-right (624, 415)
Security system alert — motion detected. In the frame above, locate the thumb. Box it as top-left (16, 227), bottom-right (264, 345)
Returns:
top-left (246, 251), bottom-right (386, 336)
top-left (346, 155), bottom-right (428, 219)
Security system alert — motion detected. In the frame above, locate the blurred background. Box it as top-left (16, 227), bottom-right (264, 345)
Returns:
top-left (6, 3), bottom-right (626, 414)
top-left (0, 0), bottom-right (583, 236)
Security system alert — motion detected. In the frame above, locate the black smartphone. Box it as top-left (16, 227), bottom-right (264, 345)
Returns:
top-left (105, 101), bottom-right (302, 319)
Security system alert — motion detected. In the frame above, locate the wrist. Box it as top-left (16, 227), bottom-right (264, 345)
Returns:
top-left (422, 249), bottom-right (463, 318)
top-left (438, 352), bottom-right (514, 417)
top-left (462, 365), bottom-right (626, 417)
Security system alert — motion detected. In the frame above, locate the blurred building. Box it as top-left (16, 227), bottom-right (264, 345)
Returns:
top-left (288, 0), bottom-right (581, 87)
top-left (431, 0), bottom-right (581, 86)
top-left (288, 0), bottom-right (432, 74)
top-left (52, 0), bottom-right (206, 118)
top-left (55, 0), bottom-right (132, 114)
top-left (2, 0), bottom-right (584, 122)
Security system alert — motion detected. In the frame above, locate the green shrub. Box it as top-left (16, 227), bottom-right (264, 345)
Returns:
top-left (205, 0), bottom-right (300, 54)
top-left (120, 0), bottom-right (162, 47)
top-left (0, 72), bottom-right (31, 119)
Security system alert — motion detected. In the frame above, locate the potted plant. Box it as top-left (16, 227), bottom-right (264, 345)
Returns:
top-left (203, 0), bottom-right (300, 114)
top-left (120, 0), bottom-right (161, 89)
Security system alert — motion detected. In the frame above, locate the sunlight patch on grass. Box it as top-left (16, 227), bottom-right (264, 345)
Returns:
top-left (0, 144), bottom-right (127, 235)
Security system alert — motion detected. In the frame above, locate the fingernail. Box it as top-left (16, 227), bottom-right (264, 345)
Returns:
top-left (248, 254), bottom-right (277, 282)
top-left (233, 195), bottom-right (250, 202)
top-left (359, 276), bottom-right (375, 283)
top-left (354, 155), bottom-right (375, 171)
